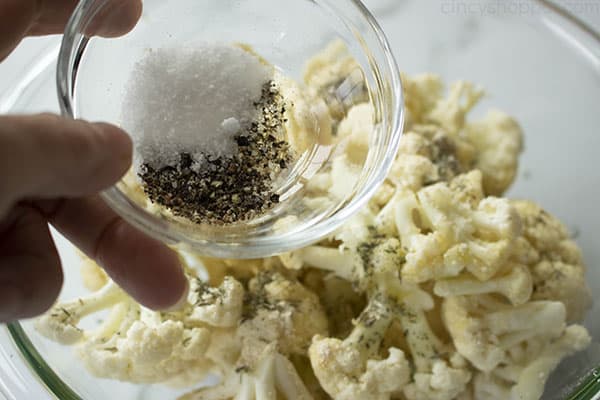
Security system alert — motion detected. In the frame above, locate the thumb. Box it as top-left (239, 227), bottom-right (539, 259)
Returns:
top-left (0, 114), bottom-right (132, 212)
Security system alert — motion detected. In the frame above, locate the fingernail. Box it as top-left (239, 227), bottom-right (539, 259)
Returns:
top-left (162, 279), bottom-right (190, 312)
top-left (0, 285), bottom-right (22, 322)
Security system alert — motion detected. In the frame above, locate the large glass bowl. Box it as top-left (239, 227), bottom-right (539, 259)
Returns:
top-left (55, 0), bottom-right (403, 259)
top-left (1, 0), bottom-right (599, 399)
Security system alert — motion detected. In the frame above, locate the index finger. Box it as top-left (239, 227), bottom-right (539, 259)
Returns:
top-left (0, 114), bottom-right (132, 214)
top-left (42, 195), bottom-right (189, 311)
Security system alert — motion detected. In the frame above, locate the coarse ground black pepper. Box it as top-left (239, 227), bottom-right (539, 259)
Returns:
top-left (138, 81), bottom-right (294, 225)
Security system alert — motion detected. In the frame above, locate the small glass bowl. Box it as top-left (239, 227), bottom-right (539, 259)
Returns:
top-left (56, 0), bottom-right (403, 259)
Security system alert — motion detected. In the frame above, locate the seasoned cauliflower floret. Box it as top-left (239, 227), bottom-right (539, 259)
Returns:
top-left (510, 324), bottom-right (591, 400)
top-left (402, 73), bottom-right (445, 127)
top-left (464, 110), bottom-right (524, 196)
top-left (402, 75), bottom-right (522, 195)
top-left (390, 126), bottom-right (476, 190)
top-left (282, 74), bottom-right (334, 153)
top-left (239, 271), bottom-right (329, 361)
top-left (35, 282), bottom-right (127, 345)
top-left (404, 356), bottom-right (472, 400)
top-left (427, 81), bottom-right (484, 136)
top-left (80, 316), bottom-right (211, 384)
top-left (434, 265), bottom-right (533, 306)
top-left (394, 171), bottom-right (520, 283)
top-left (513, 200), bottom-right (593, 322)
top-left (442, 296), bottom-right (505, 373)
top-left (187, 276), bottom-right (244, 327)
top-left (530, 260), bottom-right (591, 323)
top-left (443, 296), bottom-right (570, 373)
top-left (336, 103), bottom-right (373, 165)
top-left (182, 344), bottom-right (315, 400)
top-left (309, 296), bottom-right (410, 400)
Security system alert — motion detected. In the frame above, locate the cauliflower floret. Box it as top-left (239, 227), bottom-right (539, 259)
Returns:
top-left (307, 240), bottom-right (415, 399)
top-left (530, 261), bottom-right (592, 323)
top-left (337, 103), bottom-right (373, 165)
top-left (302, 40), bottom-right (367, 125)
top-left (412, 125), bottom-right (477, 181)
top-left (282, 74), bottom-right (334, 153)
top-left (293, 245), bottom-right (359, 283)
top-left (309, 296), bottom-right (410, 400)
top-left (441, 296), bottom-right (504, 372)
top-left (403, 76), bottom-right (522, 197)
top-left (440, 196), bottom-right (521, 281)
top-left (334, 207), bottom-right (376, 249)
top-left (328, 154), bottom-right (363, 201)
top-left (427, 81), bottom-right (484, 135)
top-left (513, 200), bottom-right (593, 322)
top-left (395, 171), bottom-right (520, 283)
top-left (182, 344), bottom-right (314, 400)
top-left (388, 134), bottom-right (454, 191)
top-left (239, 271), bottom-right (329, 361)
top-left (303, 40), bottom-right (360, 97)
top-left (184, 272), bottom-right (328, 400)
top-left (299, 234), bottom-right (409, 299)
top-left (308, 272), bottom-right (367, 338)
top-left (464, 110), bottom-right (523, 196)
top-left (187, 276), bottom-right (244, 327)
top-left (35, 282), bottom-right (128, 345)
top-left (394, 187), bottom-right (462, 282)
top-left (398, 301), bottom-right (446, 373)
top-left (38, 265), bottom-right (241, 385)
top-left (370, 181), bottom-right (396, 210)
top-left (389, 153), bottom-right (439, 192)
top-left (80, 312), bottom-right (212, 384)
top-left (513, 200), bottom-right (569, 252)
top-left (510, 325), bottom-right (591, 400)
top-left (402, 73), bottom-right (445, 127)
top-left (404, 355), bottom-right (472, 400)
top-left (443, 296), bottom-right (571, 373)
top-left (484, 301), bottom-right (567, 348)
top-left (389, 125), bottom-right (477, 191)
top-left (434, 265), bottom-right (533, 306)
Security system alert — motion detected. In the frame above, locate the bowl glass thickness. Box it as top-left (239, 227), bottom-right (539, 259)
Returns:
top-left (1, 0), bottom-right (600, 399)
top-left (56, 0), bottom-right (403, 259)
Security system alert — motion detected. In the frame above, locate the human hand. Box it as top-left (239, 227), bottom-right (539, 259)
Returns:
top-left (0, 0), bottom-right (188, 323)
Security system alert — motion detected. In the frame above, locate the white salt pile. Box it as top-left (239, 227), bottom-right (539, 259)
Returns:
top-left (121, 44), bottom-right (272, 168)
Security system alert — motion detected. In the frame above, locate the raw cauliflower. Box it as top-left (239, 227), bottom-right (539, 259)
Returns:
top-left (309, 295), bottom-right (411, 400)
top-left (402, 74), bottom-right (522, 196)
top-left (464, 111), bottom-right (524, 196)
top-left (394, 171), bottom-right (521, 283)
top-left (35, 42), bottom-right (593, 400)
top-left (513, 200), bottom-right (593, 322)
